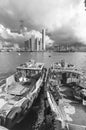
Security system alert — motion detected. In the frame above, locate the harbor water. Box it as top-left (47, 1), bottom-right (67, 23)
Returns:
top-left (0, 51), bottom-right (86, 130)
top-left (0, 52), bottom-right (86, 75)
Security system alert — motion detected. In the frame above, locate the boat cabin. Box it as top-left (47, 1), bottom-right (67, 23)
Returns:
top-left (15, 61), bottom-right (44, 82)
top-left (49, 64), bottom-right (86, 104)
top-left (5, 60), bottom-right (45, 95)
top-left (50, 61), bottom-right (86, 88)
top-left (50, 68), bottom-right (86, 87)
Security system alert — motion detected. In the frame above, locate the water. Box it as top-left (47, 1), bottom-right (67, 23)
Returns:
top-left (0, 51), bottom-right (86, 130)
top-left (0, 52), bottom-right (86, 74)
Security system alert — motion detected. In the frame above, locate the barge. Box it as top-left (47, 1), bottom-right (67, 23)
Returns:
top-left (46, 60), bottom-right (86, 130)
top-left (0, 60), bottom-right (46, 128)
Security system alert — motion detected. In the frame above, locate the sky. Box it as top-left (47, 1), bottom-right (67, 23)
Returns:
top-left (0, 0), bottom-right (86, 45)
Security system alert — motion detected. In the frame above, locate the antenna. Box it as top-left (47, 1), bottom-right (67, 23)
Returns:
top-left (19, 20), bottom-right (24, 34)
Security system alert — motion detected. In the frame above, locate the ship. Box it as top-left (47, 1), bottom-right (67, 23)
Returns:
top-left (0, 60), bottom-right (46, 129)
top-left (46, 60), bottom-right (86, 130)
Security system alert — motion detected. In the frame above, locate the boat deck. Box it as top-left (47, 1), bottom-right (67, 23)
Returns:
top-left (70, 103), bottom-right (86, 126)
top-left (58, 85), bottom-right (86, 126)
top-left (0, 73), bottom-right (41, 98)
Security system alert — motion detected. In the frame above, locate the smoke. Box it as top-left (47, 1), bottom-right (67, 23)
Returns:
top-left (0, 0), bottom-right (86, 43)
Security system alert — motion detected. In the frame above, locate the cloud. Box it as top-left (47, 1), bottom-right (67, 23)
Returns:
top-left (72, 0), bottom-right (86, 44)
top-left (0, 24), bottom-right (23, 40)
top-left (0, 0), bottom-right (79, 30)
top-left (24, 30), bottom-right (54, 44)
top-left (0, 0), bottom-right (9, 7)
top-left (0, 24), bottom-right (54, 46)
top-left (0, 0), bottom-right (86, 44)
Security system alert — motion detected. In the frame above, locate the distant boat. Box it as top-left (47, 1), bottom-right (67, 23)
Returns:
top-left (18, 53), bottom-right (21, 56)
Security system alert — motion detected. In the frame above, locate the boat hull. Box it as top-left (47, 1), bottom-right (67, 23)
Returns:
top-left (0, 68), bottom-right (46, 129)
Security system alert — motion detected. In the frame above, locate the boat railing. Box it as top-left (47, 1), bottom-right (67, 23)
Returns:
top-left (55, 120), bottom-right (86, 130)
top-left (0, 79), bottom-right (6, 85)
top-left (66, 122), bottom-right (86, 130)
top-left (44, 68), bottom-right (50, 84)
top-left (0, 79), bottom-right (6, 90)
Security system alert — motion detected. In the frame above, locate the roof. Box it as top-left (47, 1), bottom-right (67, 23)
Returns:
top-left (16, 60), bottom-right (44, 71)
top-left (51, 62), bottom-right (84, 76)
top-left (51, 68), bottom-right (83, 75)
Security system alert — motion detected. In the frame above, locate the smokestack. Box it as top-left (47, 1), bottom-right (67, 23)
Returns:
top-left (42, 29), bottom-right (45, 50)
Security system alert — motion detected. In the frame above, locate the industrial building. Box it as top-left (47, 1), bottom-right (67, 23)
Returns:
top-left (24, 29), bottom-right (46, 51)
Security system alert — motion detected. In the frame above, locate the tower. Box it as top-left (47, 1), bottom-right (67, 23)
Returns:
top-left (29, 38), bottom-right (32, 51)
top-left (35, 38), bottom-right (38, 51)
top-left (31, 35), bottom-right (35, 51)
top-left (19, 20), bottom-right (24, 34)
top-left (25, 40), bottom-right (29, 51)
top-left (42, 29), bottom-right (46, 50)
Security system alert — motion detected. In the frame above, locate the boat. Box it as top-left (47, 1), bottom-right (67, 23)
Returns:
top-left (0, 126), bottom-right (9, 130)
top-left (49, 55), bottom-right (51, 58)
top-left (0, 60), bottom-right (46, 128)
top-left (46, 60), bottom-right (86, 130)
top-left (18, 53), bottom-right (21, 56)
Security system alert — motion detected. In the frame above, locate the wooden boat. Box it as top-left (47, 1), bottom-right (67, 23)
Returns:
top-left (0, 60), bottom-right (46, 128)
top-left (46, 60), bottom-right (86, 130)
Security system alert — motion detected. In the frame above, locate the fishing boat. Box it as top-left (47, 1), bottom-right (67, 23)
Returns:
top-left (0, 60), bottom-right (46, 129)
top-left (46, 60), bottom-right (86, 130)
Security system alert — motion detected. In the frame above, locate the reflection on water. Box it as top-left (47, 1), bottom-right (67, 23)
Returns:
top-left (0, 52), bottom-right (86, 74)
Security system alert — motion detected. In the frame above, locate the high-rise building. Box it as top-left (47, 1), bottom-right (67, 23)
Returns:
top-left (29, 38), bottom-right (32, 51)
top-left (25, 40), bottom-right (29, 51)
top-left (19, 20), bottom-right (24, 34)
top-left (36, 38), bottom-right (43, 51)
top-left (42, 29), bottom-right (46, 50)
top-left (39, 38), bottom-right (42, 51)
top-left (31, 35), bottom-right (35, 51)
top-left (24, 29), bottom-right (46, 51)
top-left (35, 38), bottom-right (38, 51)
